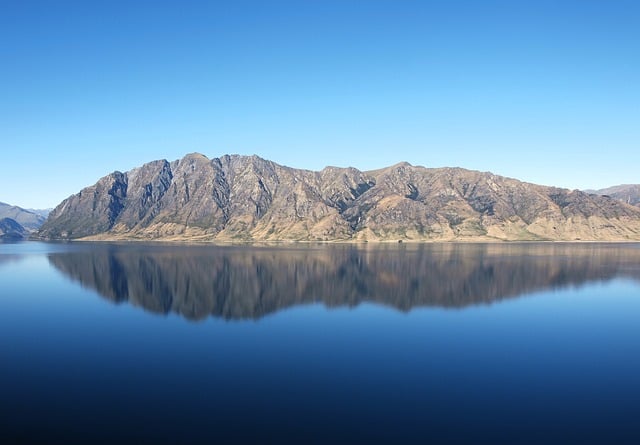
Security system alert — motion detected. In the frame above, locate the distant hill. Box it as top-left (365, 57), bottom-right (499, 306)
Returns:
top-left (0, 202), bottom-right (47, 238)
top-left (0, 217), bottom-right (27, 240)
top-left (587, 185), bottom-right (640, 207)
top-left (27, 208), bottom-right (52, 218)
top-left (36, 153), bottom-right (640, 242)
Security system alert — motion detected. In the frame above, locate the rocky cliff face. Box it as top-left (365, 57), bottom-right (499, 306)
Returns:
top-left (36, 153), bottom-right (640, 241)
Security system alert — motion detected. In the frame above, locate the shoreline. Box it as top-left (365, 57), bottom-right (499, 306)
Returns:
top-left (27, 235), bottom-right (640, 246)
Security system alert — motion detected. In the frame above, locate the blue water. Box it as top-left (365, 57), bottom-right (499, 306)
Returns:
top-left (1, 242), bottom-right (640, 444)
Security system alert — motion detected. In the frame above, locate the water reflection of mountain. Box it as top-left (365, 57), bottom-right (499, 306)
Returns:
top-left (48, 243), bottom-right (640, 321)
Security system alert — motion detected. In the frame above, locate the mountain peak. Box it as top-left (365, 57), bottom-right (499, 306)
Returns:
top-left (182, 152), bottom-right (210, 161)
top-left (35, 154), bottom-right (640, 242)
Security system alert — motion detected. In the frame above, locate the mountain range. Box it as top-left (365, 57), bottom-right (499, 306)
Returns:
top-left (0, 202), bottom-right (49, 240)
top-left (587, 185), bottom-right (640, 207)
top-left (34, 153), bottom-right (640, 242)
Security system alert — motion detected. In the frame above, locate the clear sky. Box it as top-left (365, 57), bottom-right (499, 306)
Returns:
top-left (1, 0), bottom-right (639, 209)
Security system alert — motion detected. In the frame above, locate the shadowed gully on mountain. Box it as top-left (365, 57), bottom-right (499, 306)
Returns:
top-left (36, 154), bottom-right (640, 241)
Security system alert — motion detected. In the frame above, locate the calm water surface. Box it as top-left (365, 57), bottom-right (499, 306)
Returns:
top-left (1, 241), bottom-right (640, 444)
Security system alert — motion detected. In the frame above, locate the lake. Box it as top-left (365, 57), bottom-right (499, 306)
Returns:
top-left (1, 241), bottom-right (640, 444)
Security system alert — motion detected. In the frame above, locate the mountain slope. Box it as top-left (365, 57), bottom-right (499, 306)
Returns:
top-left (0, 217), bottom-right (27, 240)
top-left (588, 185), bottom-right (640, 207)
top-left (0, 202), bottom-right (47, 232)
top-left (36, 153), bottom-right (640, 242)
top-left (27, 208), bottom-right (52, 218)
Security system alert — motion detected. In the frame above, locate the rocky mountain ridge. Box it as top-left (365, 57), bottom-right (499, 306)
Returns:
top-left (36, 153), bottom-right (640, 242)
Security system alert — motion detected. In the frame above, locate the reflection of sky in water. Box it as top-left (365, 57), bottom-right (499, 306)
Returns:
top-left (1, 242), bottom-right (640, 444)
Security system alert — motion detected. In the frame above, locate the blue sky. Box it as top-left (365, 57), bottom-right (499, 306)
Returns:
top-left (1, 0), bottom-right (639, 209)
